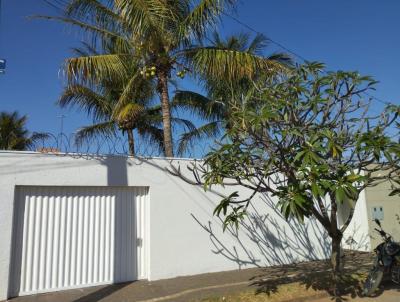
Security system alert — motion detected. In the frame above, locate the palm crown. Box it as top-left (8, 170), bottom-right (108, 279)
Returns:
top-left (0, 111), bottom-right (48, 150)
top-left (173, 32), bottom-right (291, 154)
top-left (60, 43), bottom-right (195, 156)
top-left (43, 0), bottom-right (289, 156)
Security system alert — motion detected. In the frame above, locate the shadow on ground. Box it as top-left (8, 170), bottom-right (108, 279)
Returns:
top-left (72, 283), bottom-right (131, 302)
top-left (190, 192), bottom-right (376, 302)
top-left (248, 251), bottom-right (381, 302)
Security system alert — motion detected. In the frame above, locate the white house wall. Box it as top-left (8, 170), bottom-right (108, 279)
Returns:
top-left (339, 175), bottom-right (371, 252)
top-left (0, 151), bottom-right (331, 300)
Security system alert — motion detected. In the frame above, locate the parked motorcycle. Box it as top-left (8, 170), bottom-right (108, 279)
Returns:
top-left (363, 219), bottom-right (400, 296)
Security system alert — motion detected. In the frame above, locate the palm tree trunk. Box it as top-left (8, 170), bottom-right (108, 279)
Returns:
top-left (127, 129), bottom-right (135, 156)
top-left (157, 71), bottom-right (174, 157)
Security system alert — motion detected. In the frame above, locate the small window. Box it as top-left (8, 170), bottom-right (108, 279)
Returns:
top-left (372, 206), bottom-right (384, 220)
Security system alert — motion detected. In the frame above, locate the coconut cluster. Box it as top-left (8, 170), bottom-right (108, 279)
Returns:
top-left (140, 66), bottom-right (157, 78)
top-left (176, 69), bottom-right (187, 79)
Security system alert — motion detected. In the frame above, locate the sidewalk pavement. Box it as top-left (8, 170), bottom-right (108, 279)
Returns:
top-left (7, 251), bottom-right (394, 302)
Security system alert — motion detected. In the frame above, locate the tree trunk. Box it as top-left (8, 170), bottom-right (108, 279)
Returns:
top-left (157, 71), bottom-right (174, 157)
top-left (331, 235), bottom-right (342, 274)
top-left (331, 233), bottom-right (343, 297)
top-left (329, 195), bottom-right (343, 285)
top-left (127, 129), bottom-right (135, 156)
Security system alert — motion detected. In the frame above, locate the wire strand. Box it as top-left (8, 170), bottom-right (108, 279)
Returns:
top-left (222, 11), bottom-right (393, 106)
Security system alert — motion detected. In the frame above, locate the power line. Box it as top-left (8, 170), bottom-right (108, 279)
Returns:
top-left (222, 11), bottom-right (393, 106)
top-left (362, 91), bottom-right (392, 106)
top-left (222, 12), bottom-right (309, 63)
top-left (43, 0), bottom-right (68, 13)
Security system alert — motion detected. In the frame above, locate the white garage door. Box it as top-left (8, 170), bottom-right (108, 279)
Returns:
top-left (10, 186), bottom-right (149, 296)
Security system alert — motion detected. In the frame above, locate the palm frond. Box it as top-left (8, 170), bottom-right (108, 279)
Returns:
top-left (65, 0), bottom-right (126, 29)
top-left (112, 73), bottom-right (139, 114)
top-left (266, 52), bottom-right (293, 66)
top-left (114, 0), bottom-right (174, 37)
top-left (74, 121), bottom-right (116, 145)
top-left (26, 132), bottom-right (51, 150)
top-left (71, 41), bottom-right (99, 57)
top-left (226, 32), bottom-right (250, 51)
top-left (114, 103), bottom-right (145, 129)
top-left (59, 84), bottom-right (113, 121)
top-left (137, 124), bottom-right (164, 154)
top-left (35, 15), bottom-right (127, 42)
top-left (0, 111), bottom-right (44, 150)
top-left (171, 117), bottom-right (197, 132)
top-left (64, 53), bottom-right (129, 83)
top-left (112, 73), bottom-right (154, 117)
top-left (181, 0), bottom-right (235, 40)
top-left (172, 90), bottom-right (224, 120)
top-left (145, 114), bottom-right (197, 133)
top-left (30, 132), bottom-right (51, 142)
top-left (246, 33), bottom-right (268, 55)
top-left (177, 121), bottom-right (221, 155)
top-left (183, 46), bottom-right (289, 81)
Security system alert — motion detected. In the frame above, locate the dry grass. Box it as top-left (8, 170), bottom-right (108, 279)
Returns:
top-left (199, 273), bottom-right (367, 302)
top-left (200, 282), bottom-right (321, 301)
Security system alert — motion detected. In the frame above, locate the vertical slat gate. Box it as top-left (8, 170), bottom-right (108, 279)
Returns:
top-left (11, 186), bottom-right (149, 296)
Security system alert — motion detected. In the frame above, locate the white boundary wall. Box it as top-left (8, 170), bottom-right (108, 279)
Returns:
top-left (0, 151), bottom-right (358, 300)
top-left (340, 187), bottom-right (371, 252)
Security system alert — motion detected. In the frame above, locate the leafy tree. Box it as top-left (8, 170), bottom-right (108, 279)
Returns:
top-left (197, 63), bottom-right (400, 286)
top-left (42, 0), bottom-right (288, 157)
top-left (59, 44), bottom-right (195, 156)
top-left (0, 111), bottom-right (48, 150)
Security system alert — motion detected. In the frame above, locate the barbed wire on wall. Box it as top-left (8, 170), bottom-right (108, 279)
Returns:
top-left (27, 132), bottom-right (213, 159)
top-left (28, 133), bottom-right (163, 158)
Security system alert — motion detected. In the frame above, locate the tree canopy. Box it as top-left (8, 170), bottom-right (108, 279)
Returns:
top-left (194, 62), bottom-right (400, 280)
top-left (0, 111), bottom-right (48, 150)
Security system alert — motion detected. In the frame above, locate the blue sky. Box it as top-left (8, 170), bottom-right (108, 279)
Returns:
top-left (0, 0), bottom-right (399, 142)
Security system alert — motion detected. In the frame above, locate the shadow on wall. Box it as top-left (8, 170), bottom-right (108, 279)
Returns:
top-left (99, 155), bottom-right (129, 187)
top-left (192, 194), bottom-right (369, 269)
top-left (71, 156), bottom-right (133, 302)
top-left (342, 224), bottom-right (371, 252)
top-left (99, 156), bottom-right (137, 283)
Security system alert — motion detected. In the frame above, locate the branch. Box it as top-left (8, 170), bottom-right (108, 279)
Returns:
top-left (311, 206), bottom-right (331, 230)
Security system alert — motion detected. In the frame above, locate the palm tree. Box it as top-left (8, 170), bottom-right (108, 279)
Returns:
top-left (60, 85), bottom-right (166, 156)
top-left (60, 43), bottom-right (195, 156)
top-left (173, 32), bottom-right (291, 154)
top-left (42, 0), bottom-right (289, 157)
top-left (0, 111), bottom-right (48, 150)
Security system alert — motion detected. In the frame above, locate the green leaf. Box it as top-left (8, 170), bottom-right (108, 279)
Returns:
top-left (335, 187), bottom-right (345, 203)
top-left (311, 182), bottom-right (324, 197)
top-left (213, 191), bottom-right (239, 217)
